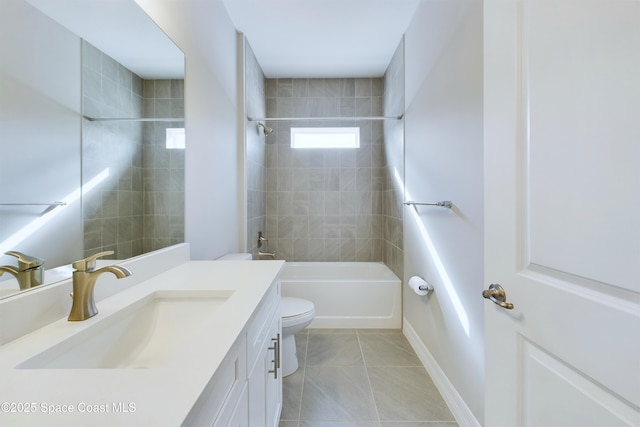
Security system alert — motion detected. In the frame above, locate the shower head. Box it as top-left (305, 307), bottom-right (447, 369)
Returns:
top-left (257, 122), bottom-right (274, 136)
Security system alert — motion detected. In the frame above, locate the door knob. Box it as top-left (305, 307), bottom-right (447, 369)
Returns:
top-left (482, 283), bottom-right (514, 309)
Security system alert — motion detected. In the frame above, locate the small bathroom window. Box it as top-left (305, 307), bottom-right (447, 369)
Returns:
top-left (166, 128), bottom-right (185, 149)
top-left (291, 127), bottom-right (360, 149)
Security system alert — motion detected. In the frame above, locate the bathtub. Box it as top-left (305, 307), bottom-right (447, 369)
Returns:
top-left (280, 262), bottom-right (401, 329)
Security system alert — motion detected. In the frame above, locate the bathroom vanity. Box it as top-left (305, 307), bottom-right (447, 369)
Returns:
top-left (0, 245), bottom-right (284, 426)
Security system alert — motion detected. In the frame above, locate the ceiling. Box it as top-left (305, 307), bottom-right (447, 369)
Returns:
top-left (25, 0), bottom-right (184, 79)
top-left (25, 0), bottom-right (420, 80)
top-left (222, 0), bottom-right (421, 78)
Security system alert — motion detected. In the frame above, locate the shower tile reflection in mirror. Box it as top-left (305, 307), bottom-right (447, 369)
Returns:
top-left (279, 329), bottom-right (458, 427)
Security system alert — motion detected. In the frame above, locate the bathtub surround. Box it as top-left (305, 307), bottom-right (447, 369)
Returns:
top-left (264, 77), bottom-right (386, 263)
top-left (382, 40), bottom-right (406, 280)
top-left (242, 39), bottom-right (404, 274)
top-left (82, 41), bottom-right (185, 260)
top-left (243, 39), bottom-right (268, 257)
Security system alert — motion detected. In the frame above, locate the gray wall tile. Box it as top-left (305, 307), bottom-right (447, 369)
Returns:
top-left (82, 41), bottom-right (184, 259)
top-left (263, 77), bottom-right (387, 262)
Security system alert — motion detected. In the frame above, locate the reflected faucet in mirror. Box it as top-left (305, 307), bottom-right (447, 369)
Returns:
top-left (68, 251), bottom-right (132, 321)
top-left (0, 251), bottom-right (45, 290)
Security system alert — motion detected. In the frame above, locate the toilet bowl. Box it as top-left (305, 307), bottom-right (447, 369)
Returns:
top-left (281, 297), bottom-right (315, 376)
top-left (217, 254), bottom-right (315, 376)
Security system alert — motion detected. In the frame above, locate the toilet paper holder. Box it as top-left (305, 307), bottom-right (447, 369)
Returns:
top-left (418, 283), bottom-right (433, 292)
top-left (408, 276), bottom-right (433, 295)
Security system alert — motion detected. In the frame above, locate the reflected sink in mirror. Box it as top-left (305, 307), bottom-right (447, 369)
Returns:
top-left (17, 290), bottom-right (233, 370)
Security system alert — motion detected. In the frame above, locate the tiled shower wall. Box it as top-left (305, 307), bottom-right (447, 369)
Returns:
top-left (244, 41), bottom-right (267, 257)
top-left (382, 40), bottom-right (405, 280)
top-left (141, 80), bottom-right (185, 253)
top-left (82, 41), bottom-right (184, 259)
top-left (82, 41), bottom-right (144, 259)
top-left (264, 78), bottom-right (386, 262)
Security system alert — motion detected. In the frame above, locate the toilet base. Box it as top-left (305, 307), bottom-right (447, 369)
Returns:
top-left (281, 332), bottom-right (299, 377)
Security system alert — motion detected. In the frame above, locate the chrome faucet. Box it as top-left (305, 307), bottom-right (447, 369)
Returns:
top-left (68, 251), bottom-right (131, 321)
top-left (0, 251), bottom-right (45, 290)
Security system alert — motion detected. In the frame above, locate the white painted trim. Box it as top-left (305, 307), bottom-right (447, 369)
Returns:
top-left (403, 317), bottom-right (481, 427)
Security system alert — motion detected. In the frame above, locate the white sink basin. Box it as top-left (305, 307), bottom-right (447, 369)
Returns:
top-left (17, 290), bottom-right (234, 370)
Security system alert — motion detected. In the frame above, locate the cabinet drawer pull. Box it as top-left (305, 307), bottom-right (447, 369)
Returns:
top-left (275, 333), bottom-right (280, 369)
top-left (268, 334), bottom-right (280, 379)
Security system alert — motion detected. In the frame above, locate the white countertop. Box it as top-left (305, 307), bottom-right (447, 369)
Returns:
top-left (0, 259), bottom-right (284, 426)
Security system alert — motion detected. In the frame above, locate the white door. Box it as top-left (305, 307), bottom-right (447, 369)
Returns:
top-left (484, 0), bottom-right (640, 426)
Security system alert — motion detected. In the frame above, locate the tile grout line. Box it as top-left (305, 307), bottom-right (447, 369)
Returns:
top-left (296, 329), bottom-right (310, 426)
top-left (281, 329), bottom-right (459, 427)
top-left (356, 330), bottom-right (383, 426)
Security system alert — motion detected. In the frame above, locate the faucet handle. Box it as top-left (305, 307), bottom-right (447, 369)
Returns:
top-left (5, 251), bottom-right (45, 270)
top-left (258, 231), bottom-right (269, 248)
top-left (72, 251), bottom-right (114, 272)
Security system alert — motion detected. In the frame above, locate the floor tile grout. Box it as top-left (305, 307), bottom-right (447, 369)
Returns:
top-left (358, 332), bottom-right (383, 424)
top-left (296, 330), bottom-right (308, 424)
top-left (281, 329), bottom-right (458, 427)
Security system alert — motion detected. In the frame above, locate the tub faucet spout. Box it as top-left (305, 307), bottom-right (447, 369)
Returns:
top-left (68, 251), bottom-right (131, 321)
top-left (258, 251), bottom-right (276, 259)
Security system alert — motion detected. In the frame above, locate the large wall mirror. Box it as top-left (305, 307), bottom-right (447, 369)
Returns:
top-left (0, 0), bottom-right (185, 299)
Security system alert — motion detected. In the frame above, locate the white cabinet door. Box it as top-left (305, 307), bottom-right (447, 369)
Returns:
top-left (484, 0), bottom-right (640, 425)
top-left (248, 309), bottom-right (282, 427)
top-left (264, 317), bottom-right (282, 427)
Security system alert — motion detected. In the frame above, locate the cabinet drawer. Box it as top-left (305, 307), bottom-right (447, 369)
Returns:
top-left (246, 280), bottom-right (280, 368)
top-left (182, 334), bottom-right (247, 427)
top-left (212, 383), bottom-right (248, 427)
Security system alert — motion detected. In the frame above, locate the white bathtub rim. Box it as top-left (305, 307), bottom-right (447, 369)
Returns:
top-left (280, 261), bottom-right (402, 329)
top-left (281, 261), bottom-right (400, 282)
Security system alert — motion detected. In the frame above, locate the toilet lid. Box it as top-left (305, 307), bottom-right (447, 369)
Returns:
top-left (281, 297), bottom-right (314, 318)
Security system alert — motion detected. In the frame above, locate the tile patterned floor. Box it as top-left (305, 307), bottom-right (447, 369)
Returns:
top-left (279, 329), bottom-right (459, 427)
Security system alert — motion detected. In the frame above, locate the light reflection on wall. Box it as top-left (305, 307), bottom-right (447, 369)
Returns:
top-left (393, 168), bottom-right (470, 336)
top-left (0, 169), bottom-right (110, 253)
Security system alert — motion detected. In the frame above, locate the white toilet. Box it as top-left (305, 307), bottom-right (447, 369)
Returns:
top-left (217, 253), bottom-right (315, 376)
top-left (280, 296), bottom-right (315, 376)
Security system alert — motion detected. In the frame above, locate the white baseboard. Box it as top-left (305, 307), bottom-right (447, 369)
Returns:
top-left (403, 317), bottom-right (481, 427)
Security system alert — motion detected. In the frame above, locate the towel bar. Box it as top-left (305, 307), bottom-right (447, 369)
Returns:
top-left (403, 201), bottom-right (452, 209)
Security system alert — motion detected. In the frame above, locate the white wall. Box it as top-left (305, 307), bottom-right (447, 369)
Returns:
top-left (136, 0), bottom-right (241, 260)
top-left (0, 0), bottom-right (83, 273)
top-left (403, 0), bottom-right (484, 423)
